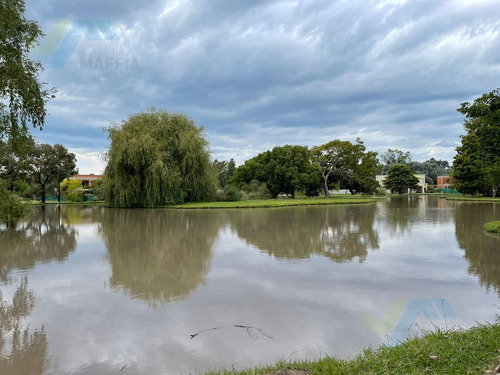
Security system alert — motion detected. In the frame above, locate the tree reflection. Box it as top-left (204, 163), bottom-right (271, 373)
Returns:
top-left (0, 206), bottom-right (77, 282)
top-left (229, 205), bottom-right (379, 262)
top-left (100, 209), bottom-right (222, 305)
top-left (455, 203), bottom-right (500, 295)
top-left (0, 278), bottom-right (48, 375)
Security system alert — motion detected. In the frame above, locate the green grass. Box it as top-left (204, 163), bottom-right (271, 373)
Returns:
top-left (485, 221), bottom-right (500, 235)
top-left (443, 196), bottom-right (500, 202)
top-left (205, 324), bottom-right (500, 375)
top-left (166, 197), bottom-right (376, 209)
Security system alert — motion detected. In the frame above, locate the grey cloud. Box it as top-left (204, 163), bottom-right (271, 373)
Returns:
top-left (24, 0), bottom-right (500, 172)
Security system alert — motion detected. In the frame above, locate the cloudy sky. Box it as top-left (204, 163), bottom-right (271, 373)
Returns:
top-left (25, 0), bottom-right (500, 174)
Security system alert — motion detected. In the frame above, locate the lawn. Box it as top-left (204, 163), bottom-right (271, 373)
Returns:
top-left (167, 197), bottom-right (376, 209)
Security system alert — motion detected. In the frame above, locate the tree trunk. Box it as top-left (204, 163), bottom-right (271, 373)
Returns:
top-left (323, 178), bottom-right (330, 198)
top-left (57, 185), bottom-right (61, 203)
top-left (291, 190), bottom-right (295, 199)
top-left (41, 185), bottom-right (46, 203)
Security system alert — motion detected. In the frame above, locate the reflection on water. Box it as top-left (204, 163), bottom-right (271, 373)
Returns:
top-left (0, 206), bottom-right (77, 282)
top-left (229, 205), bottom-right (379, 262)
top-left (100, 209), bottom-right (222, 305)
top-left (229, 205), bottom-right (378, 262)
top-left (0, 199), bottom-right (499, 375)
top-left (0, 278), bottom-right (47, 375)
top-left (454, 203), bottom-right (500, 294)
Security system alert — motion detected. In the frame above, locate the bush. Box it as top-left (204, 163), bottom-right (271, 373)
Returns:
top-left (60, 179), bottom-right (86, 202)
top-left (0, 184), bottom-right (29, 227)
top-left (242, 180), bottom-right (272, 200)
top-left (220, 184), bottom-right (242, 202)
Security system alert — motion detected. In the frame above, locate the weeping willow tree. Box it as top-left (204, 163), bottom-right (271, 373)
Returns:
top-left (103, 109), bottom-right (218, 207)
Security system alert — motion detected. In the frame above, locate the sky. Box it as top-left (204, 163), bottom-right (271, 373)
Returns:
top-left (25, 0), bottom-right (500, 174)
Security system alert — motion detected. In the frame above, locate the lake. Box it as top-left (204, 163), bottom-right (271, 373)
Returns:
top-left (0, 196), bottom-right (498, 374)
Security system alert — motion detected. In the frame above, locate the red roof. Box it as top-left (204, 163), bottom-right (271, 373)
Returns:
top-left (73, 174), bottom-right (103, 179)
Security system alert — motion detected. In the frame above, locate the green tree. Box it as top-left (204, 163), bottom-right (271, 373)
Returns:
top-left (380, 149), bottom-right (412, 165)
top-left (0, 0), bottom-right (55, 143)
top-left (103, 109), bottom-right (218, 207)
top-left (384, 164), bottom-right (419, 194)
top-left (0, 0), bottom-right (55, 223)
top-left (213, 158), bottom-right (236, 187)
top-left (28, 143), bottom-right (77, 203)
top-left (231, 145), bottom-right (320, 198)
top-left (311, 138), bottom-right (377, 197)
top-left (52, 144), bottom-right (77, 202)
top-left (452, 134), bottom-right (486, 196)
top-left (452, 88), bottom-right (500, 196)
top-left (344, 150), bottom-right (380, 194)
top-left (408, 158), bottom-right (450, 185)
top-left (0, 136), bottom-right (34, 192)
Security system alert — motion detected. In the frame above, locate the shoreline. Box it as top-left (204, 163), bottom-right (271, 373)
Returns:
top-left (204, 324), bottom-right (500, 375)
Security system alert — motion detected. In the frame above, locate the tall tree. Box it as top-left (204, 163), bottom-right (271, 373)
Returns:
top-left (231, 145), bottom-right (320, 198)
top-left (384, 164), bottom-right (419, 194)
top-left (311, 138), bottom-right (377, 197)
top-left (0, 0), bottom-right (56, 143)
top-left (0, 136), bottom-right (34, 192)
top-left (452, 88), bottom-right (500, 196)
top-left (28, 143), bottom-right (77, 203)
top-left (52, 144), bottom-right (78, 202)
top-left (380, 149), bottom-right (412, 165)
top-left (408, 158), bottom-right (450, 185)
top-left (213, 158), bottom-right (236, 188)
top-left (103, 109), bottom-right (218, 207)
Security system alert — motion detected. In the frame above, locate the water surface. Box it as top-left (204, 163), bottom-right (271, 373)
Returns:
top-left (0, 197), bottom-right (498, 374)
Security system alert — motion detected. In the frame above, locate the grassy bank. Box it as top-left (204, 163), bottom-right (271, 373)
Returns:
top-left (167, 197), bottom-right (376, 209)
top-left (206, 324), bottom-right (500, 375)
top-left (485, 221), bottom-right (500, 235)
top-left (444, 196), bottom-right (500, 202)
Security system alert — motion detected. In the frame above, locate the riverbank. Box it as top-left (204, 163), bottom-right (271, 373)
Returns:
top-left (167, 197), bottom-right (376, 209)
top-left (206, 324), bottom-right (500, 375)
top-left (485, 221), bottom-right (500, 235)
top-left (443, 196), bottom-right (500, 202)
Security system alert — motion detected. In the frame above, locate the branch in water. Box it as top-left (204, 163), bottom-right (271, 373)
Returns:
top-left (234, 325), bottom-right (274, 340)
top-left (190, 327), bottom-right (222, 339)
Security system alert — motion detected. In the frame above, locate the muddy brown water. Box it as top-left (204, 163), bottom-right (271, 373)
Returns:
top-left (0, 196), bottom-right (498, 374)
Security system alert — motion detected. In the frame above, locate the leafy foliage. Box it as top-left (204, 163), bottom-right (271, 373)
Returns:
top-left (231, 145), bottom-right (320, 198)
top-left (311, 138), bottom-right (378, 196)
top-left (60, 178), bottom-right (85, 202)
top-left (453, 88), bottom-right (500, 196)
top-left (0, 180), bottom-right (28, 227)
top-left (213, 159), bottom-right (236, 187)
top-left (103, 109), bottom-right (218, 207)
top-left (384, 164), bottom-right (419, 194)
top-left (0, 0), bottom-right (56, 143)
top-left (28, 143), bottom-right (77, 203)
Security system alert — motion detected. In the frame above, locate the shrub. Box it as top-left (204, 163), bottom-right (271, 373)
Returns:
top-left (0, 184), bottom-right (29, 227)
top-left (60, 179), bottom-right (86, 202)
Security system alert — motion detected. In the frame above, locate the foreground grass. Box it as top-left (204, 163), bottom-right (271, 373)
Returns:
top-left (444, 196), bottom-right (500, 202)
top-left (485, 221), bottom-right (500, 235)
top-left (167, 197), bottom-right (376, 209)
top-left (206, 324), bottom-right (500, 375)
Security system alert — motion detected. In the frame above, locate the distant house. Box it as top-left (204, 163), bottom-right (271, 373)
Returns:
top-left (436, 176), bottom-right (451, 190)
top-left (73, 174), bottom-right (103, 187)
top-left (376, 174), bottom-right (428, 193)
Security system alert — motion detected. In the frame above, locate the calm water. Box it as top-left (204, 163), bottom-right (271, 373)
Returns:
top-left (0, 197), bottom-right (499, 374)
